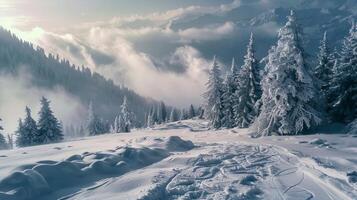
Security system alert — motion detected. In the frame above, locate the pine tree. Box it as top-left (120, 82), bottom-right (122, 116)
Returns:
top-left (221, 74), bottom-right (235, 128)
top-left (147, 114), bottom-right (153, 127)
top-left (169, 108), bottom-right (179, 122)
top-left (188, 105), bottom-right (196, 119)
top-left (120, 96), bottom-right (133, 132)
top-left (7, 134), bottom-right (13, 149)
top-left (37, 97), bottom-right (63, 143)
top-left (87, 101), bottom-right (104, 135)
top-left (255, 11), bottom-right (322, 136)
top-left (197, 106), bottom-right (205, 119)
top-left (0, 118), bottom-right (3, 131)
top-left (203, 56), bottom-right (224, 129)
top-left (0, 133), bottom-right (6, 150)
top-left (314, 31), bottom-right (334, 95)
top-left (149, 105), bottom-right (158, 125)
top-left (113, 116), bottom-right (120, 133)
top-left (180, 109), bottom-right (187, 121)
top-left (0, 118), bottom-right (7, 149)
top-left (329, 23), bottom-right (357, 123)
top-left (233, 33), bottom-right (261, 128)
top-left (158, 102), bottom-right (167, 124)
top-left (17, 107), bottom-right (38, 146)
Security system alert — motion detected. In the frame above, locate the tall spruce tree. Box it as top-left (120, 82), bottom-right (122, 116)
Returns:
top-left (221, 73), bottom-right (235, 128)
top-left (328, 23), bottom-right (357, 123)
top-left (314, 32), bottom-right (334, 95)
top-left (157, 102), bottom-right (167, 124)
top-left (255, 11), bottom-right (322, 136)
top-left (0, 118), bottom-right (3, 131)
top-left (169, 108), bottom-right (179, 122)
top-left (188, 105), bottom-right (196, 119)
top-left (204, 56), bottom-right (224, 129)
top-left (120, 96), bottom-right (133, 132)
top-left (180, 109), bottom-right (187, 120)
top-left (37, 97), bottom-right (63, 143)
top-left (0, 118), bottom-right (7, 149)
top-left (17, 107), bottom-right (38, 146)
top-left (17, 107), bottom-right (38, 147)
top-left (233, 33), bottom-right (261, 128)
top-left (0, 133), bottom-right (6, 150)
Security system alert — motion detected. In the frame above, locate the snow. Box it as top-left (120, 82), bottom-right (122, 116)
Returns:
top-left (0, 119), bottom-right (356, 200)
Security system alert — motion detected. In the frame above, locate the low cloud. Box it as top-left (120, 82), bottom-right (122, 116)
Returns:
top-left (0, 70), bottom-right (86, 135)
top-left (178, 22), bottom-right (236, 42)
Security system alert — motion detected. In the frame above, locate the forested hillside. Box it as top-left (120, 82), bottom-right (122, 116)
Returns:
top-left (0, 27), bottom-right (155, 127)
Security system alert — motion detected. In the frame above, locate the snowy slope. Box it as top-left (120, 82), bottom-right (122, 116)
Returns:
top-left (0, 120), bottom-right (356, 200)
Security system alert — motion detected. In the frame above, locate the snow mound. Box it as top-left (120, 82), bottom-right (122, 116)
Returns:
top-left (309, 138), bottom-right (332, 148)
top-left (347, 120), bottom-right (357, 134)
top-left (347, 171), bottom-right (357, 184)
top-left (0, 147), bottom-right (170, 200)
top-left (164, 136), bottom-right (195, 152)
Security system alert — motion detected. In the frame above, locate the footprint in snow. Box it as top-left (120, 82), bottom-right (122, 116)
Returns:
top-left (347, 171), bottom-right (357, 183)
top-left (54, 147), bottom-right (62, 150)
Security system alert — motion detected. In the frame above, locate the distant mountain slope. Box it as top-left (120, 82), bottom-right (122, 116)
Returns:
top-left (0, 27), bottom-right (155, 126)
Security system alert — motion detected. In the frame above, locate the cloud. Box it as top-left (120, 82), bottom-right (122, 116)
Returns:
top-left (108, 0), bottom-right (242, 28)
top-left (85, 26), bottom-right (211, 107)
top-left (178, 22), bottom-right (236, 42)
top-left (0, 70), bottom-right (86, 135)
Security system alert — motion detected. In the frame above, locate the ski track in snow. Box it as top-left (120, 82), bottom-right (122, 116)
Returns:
top-left (163, 144), bottom-right (353, 200)
top-left (0, 120), bottom-right (356, 200)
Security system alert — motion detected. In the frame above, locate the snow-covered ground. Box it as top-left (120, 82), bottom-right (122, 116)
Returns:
top-left (0, 120), bottom-right (356, 200)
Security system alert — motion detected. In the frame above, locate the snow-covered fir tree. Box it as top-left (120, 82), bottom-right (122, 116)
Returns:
top-left (221, 73), bottom-right (235, 128)
top-left (87, 101), bottom-right (105, 135)
top-left (254, 11), bottom-right (322, 136)
top-left (0, 118), bottom-right (7, 149)
top-left (198, 107), bottom-right (205, 119)
top-left (112, 116), bottom-right (120, 133)
top-left (117, 115), bottom-right (125, 133)
top-left (37, 97), bottom-right (63, 143)
top-left (16, 107), bottom-right (38, 147)
top-left (204, 56), bottom-right (224, 129)
top-left (0, 118), bottom-right (3, 131)
top-left (157, 102), bottom-right (167, 124)
top-left (233, 33), bottom-right (261, 128)
top-left (188, 105), bottom-right (196, 119)
top-left (314, 31), bottom-right (334, 94)
top-left (0, 133), bottom-right (6, 150)
top-left (169, 108), bottom-right (179, 122)
top-left (147, 105), bottom-right (157, 127)
top-left (7, 134), bottom-right (13, 149)
top-left (119, 96), bottom-right (133, 132)
top-left (180, 109), bottom-right (188, 121)
top-left (328, 23), bottom-right (357, 123)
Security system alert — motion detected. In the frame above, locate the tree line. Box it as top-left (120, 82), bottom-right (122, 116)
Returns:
top-left (145, 102), bottom-right (203, 127)
top-left (204, 11), bottom-right (356, 136)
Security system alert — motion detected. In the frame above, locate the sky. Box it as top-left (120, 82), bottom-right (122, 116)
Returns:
top-left (0, 0), bottom-right (232, 30)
